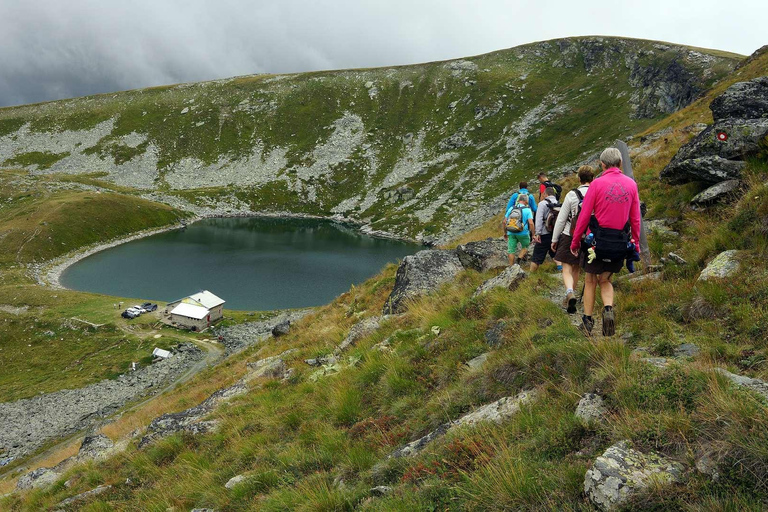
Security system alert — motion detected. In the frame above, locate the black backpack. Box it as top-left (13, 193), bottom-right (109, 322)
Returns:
top-left (543, 180), bottom-right (563, 202)
top-left (589, 216), bottom-right (630, 262)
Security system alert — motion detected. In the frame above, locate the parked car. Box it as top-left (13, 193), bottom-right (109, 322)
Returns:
top-left (121, 309), bottom-right (140, 319)
top-left (132, 305), bottom-right (147, 314)
top-left (141, 302), bottom-right (158, 312)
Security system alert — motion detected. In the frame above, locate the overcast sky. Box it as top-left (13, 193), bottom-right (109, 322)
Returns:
top-left (0, 0), bottom-right (765, 108)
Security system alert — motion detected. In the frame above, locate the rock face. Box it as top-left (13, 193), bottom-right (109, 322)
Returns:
top-left (584, 441), bottom-right (685, 511)
top-left (138, 381), bottom-right (248, 448)
top-left (698, 250), bottom-right (741, 281)
top-left (690, 179), bottom-right (743, 206)
top-left (575, 394), bottom-right (608, 423)
top-left (383, 250), bottom-right (464, 314)
top-left (0, 343), bottom-right (203, 462)
top-left (390, 391), bottom-right (536, 458)
top-left (473, 265), bottom-right (526, 296)
top-left (271, 320), bottom-right (291, 337)
top-left (661, 77), bottom-right (768, 185)
top-left (455, 238), bottom-right (508, 272)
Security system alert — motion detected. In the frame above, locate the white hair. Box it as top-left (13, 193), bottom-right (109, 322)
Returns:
top-left (600, 147), bottom-right (622, 168)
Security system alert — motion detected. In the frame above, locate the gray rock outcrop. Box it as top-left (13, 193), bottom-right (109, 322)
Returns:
top-left (383, 250), bottom-right (464, 314)
top-left (455, 238), bottom-right (508, 272)
top-left (661, 77), bottom-right (768, 185)
top-left (138, 381), bottom-right (248, 448)
top-left (575, 394), bottom-right (608, 423)
top-left (16, 467), bottom-right (60, 490)
top-left (0, 343), bottom-right (203, 462)
top-left (698, 250), bottom-right (741, 281)
top-left (690, 179), bottom-right (743, 206)
top-left (271, 320), bottom-right (291, 337)
top-left (390, 390), bottom-right (536, 458)
top-left (335, 316), bottom-right (384, 353)
top-left (214, 309), bottom-right (312, 353)
top-left (715, 368), bottom-right (768, 400)
top-left (584, 441), bottom-right (685, 511)
top-left (245, 349), bottom-right (298, 380)
top-left (472, 265), bottom-right (526, 297)
top-left (55, 484), bottom-right (112, 508)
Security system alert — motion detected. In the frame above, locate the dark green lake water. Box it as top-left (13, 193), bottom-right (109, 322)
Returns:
top-left (60, 217), bottom-right (419, 310)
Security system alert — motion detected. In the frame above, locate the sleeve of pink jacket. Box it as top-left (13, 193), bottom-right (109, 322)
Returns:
top-left (629, 182), bottom-right (642, 243)
top-left (569, 185), bottom-right (596, 252)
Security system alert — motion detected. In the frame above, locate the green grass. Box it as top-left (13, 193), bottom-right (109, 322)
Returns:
top-left (2, 151), bottom-right (70, 170)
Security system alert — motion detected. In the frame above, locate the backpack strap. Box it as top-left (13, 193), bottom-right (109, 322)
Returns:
top-left (573, 188), bottom-right (584, 201)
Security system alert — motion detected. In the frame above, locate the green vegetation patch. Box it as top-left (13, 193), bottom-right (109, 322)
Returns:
top-left (3, 151), bottom-right (70, 170)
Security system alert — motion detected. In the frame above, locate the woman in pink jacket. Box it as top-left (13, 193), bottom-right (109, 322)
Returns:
top-left (570, 147), bottom-right (641, 337)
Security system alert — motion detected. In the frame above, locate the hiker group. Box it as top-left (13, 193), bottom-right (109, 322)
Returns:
top-left (504, 147), bottom-right (642, 337)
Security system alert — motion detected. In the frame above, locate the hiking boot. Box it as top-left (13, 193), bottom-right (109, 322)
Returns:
top-left (602, 308), bottom-right (615, 337)
top-left (579, 315), bottom-right (594, 336)
top-left (566, 292), bottom-right (577, 314)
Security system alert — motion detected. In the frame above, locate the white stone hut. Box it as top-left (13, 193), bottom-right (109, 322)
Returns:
top-left (166, 290), bottom-right (225, 331)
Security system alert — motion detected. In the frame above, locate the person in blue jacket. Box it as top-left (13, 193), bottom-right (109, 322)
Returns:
top-left (507, 181), bottom-right (538, 214)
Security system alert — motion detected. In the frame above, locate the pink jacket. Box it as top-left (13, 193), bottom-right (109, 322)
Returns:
top-left (570, 168), bottom-right (642, 252)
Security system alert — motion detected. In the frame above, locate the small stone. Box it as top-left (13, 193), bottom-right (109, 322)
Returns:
top-left (370, 485), bottom-right (393, 497)
top-left (668, 252), bottom-right (687, 265)
top-left (465, 352), bottom-right (490, 370)
top-left (225, 474), bottom-right (247, 489)
top-left (674, 343), bottom-right (700, 358)
top-left (698, 250), bottom-right (741, 281)
top-left (575, 394), bottom-right (607, 423)
top-left (484, 320), bottom-right (507, 347)
top-left (643, 357), bottom-right (670, 368)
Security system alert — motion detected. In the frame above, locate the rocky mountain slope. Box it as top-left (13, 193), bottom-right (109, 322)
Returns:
top-left (0, 37), bottom-right (740, 243)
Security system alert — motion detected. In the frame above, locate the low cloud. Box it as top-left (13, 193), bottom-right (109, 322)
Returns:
top-left (0, 0), bottom-right (764, 107)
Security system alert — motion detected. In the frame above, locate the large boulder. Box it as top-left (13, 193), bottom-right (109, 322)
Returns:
top-left (691, 179), bottom-right (743, 206)
top-left (75, 433), bottom-right (114, 461)
top-left (383, 250), bottom-right (464, 314)
top-left (660, 77), bottom-right (768, 185)
top-left (710, 76), bottom-right (768, 120)
top-left (455, 238), bottom-right (508, 272)
top-left (698, 250), bottom-right (741, 281)
top-left (584, 441), bottom-right (685, 511)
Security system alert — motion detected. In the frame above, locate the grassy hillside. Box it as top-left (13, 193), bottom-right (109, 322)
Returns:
top-left (0, 37), bottom-right (742, 242)
top-left (0, 40), bottom-right (766, 510)
top-left (2, 47), bottom-right (766, 510)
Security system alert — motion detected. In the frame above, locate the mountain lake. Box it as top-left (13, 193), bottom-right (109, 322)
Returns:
top-left (60, 217), bottom-right (420, 310)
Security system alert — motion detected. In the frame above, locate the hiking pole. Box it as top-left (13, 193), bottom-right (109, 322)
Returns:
top-left (615, 139), bottom-right (651, 270)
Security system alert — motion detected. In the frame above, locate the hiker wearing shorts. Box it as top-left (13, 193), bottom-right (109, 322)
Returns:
top-left (570, 149), bottom-right (641, 336)
top-left (530, 186), bottom-right (559, 272)
top-left (503, 193), bottom-right (535, 266)
top-left (551, 165), bottom-right (594, 313)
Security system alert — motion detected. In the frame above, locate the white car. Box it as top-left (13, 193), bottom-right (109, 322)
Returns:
top-left (132, 305), bottom-right (147, 314)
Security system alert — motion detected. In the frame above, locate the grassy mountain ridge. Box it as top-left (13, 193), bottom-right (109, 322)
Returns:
top-left (0, 37), bottom-right (741, 242)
